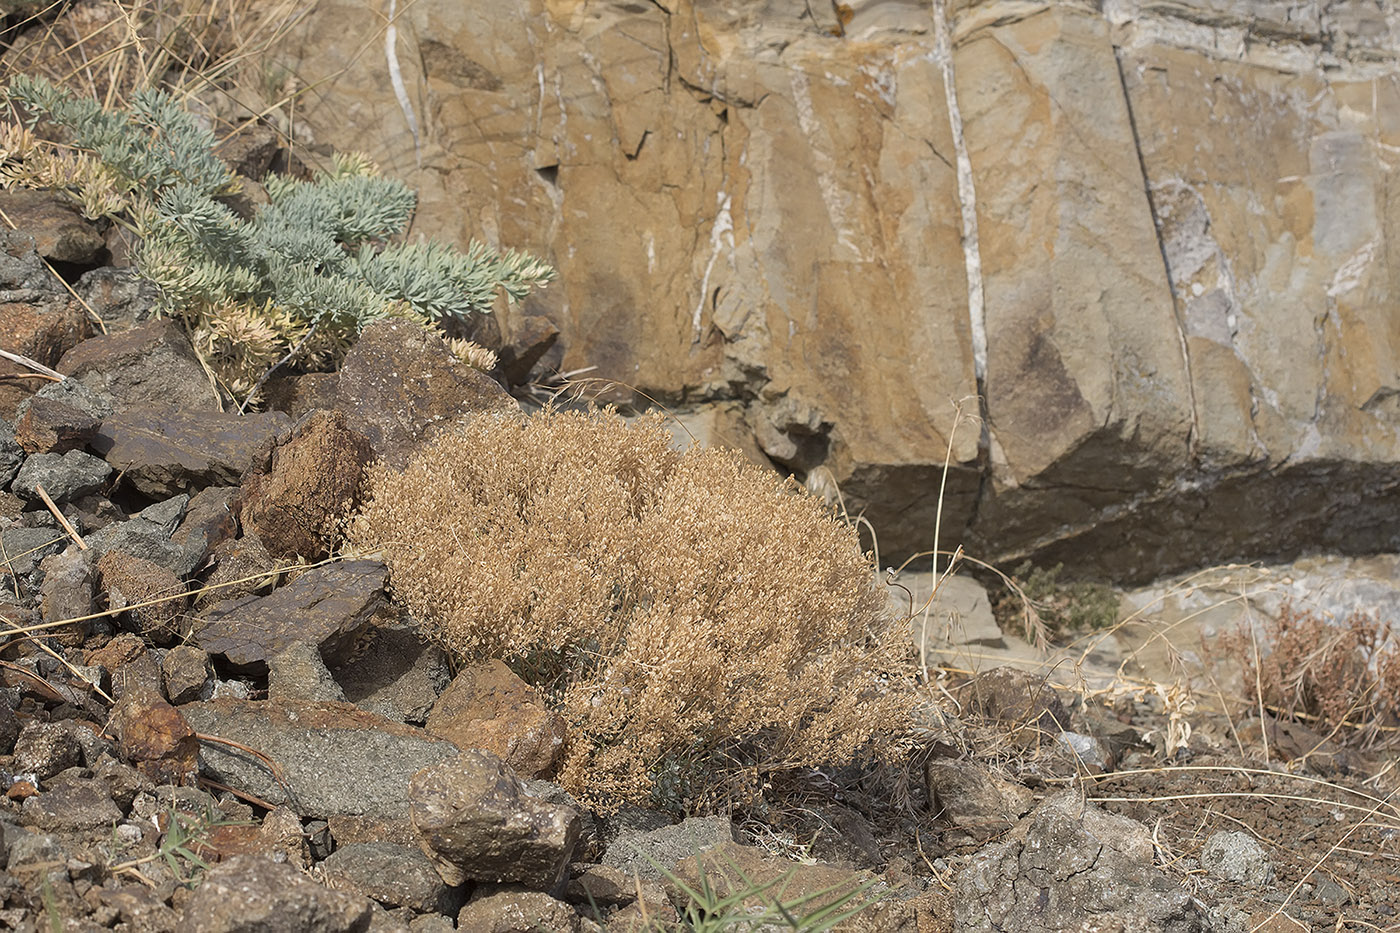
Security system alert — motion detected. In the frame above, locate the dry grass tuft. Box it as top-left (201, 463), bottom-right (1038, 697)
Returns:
top-left (347, 407), bottom-right (918, 810)
top-left (1221, 599), bottom-right (1400, 742)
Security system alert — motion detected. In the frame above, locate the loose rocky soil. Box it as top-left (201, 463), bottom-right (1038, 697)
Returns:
top-left (0, 208), bottom-right (1396, 932)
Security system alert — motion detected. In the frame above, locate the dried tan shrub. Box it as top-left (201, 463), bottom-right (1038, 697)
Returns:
top-left (1222, 600), bottom-right (1400, 741)
top-left (347, 407), bottom-right (916, 808)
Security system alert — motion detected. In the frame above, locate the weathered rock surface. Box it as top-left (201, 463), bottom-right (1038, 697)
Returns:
top-left (192, 560), bottom-right (387, 674)
top-left (262, 0), bottom-right (1400, 581)
top-left (58, 319), bottom-right (220, 412)
top-left (409, 749), bottom-right (579, 889)
top-left (13, 396), bottom-right (100, 454)
top-left (176, 854), bottom-right (375, 933)
top-left (179, 697), bottom-right (461, 821)
top-left (0, 189), bottom-right (104, 265)
top-left (953, 790), bottom-right (1202, 932)
top-left (333, 320), bottom-right (519, 469)
top-left (11, 448), bottom-right (111, 502)
top-left (334, 623), bottom-right (451, 726)
top-left (425, 659), bottom-right (565, 778)
top-left (91, 403), bottom-right (289, 498)
top-left (321, 841), bottom-right (464, 915)
top-left (238, 408), bottom-right (374, 561)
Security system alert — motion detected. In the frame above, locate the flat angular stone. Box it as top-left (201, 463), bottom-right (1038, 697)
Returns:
top-left (179, 697), bottom-right (461, 822)
top-left (193, 560), bottom-right (387, 674)
top-left (20, 777), bottom-right (122, 832)
top-left (0, 189), bottom-right (103, 265)
top-left (321, 841), bottom-right (464, 914)
top-left (58, 319), bottom-right (220, 412)
top-left (12, 448), bottom-right (111, 502)
top-left (426, 660), bottom-right (565, 778)
top-left (91, 404), bottom-right (289, 498)
top-left (0, 293), bottom-right (89, 419)
top-left (12, 396), bottom-right (99, 454)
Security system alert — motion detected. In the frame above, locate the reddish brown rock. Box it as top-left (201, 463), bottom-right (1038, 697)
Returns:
top-left (426, 660), bottom-right (565, 778)
top-left (0, 189), bottom-right (104, 265)
top-left (239, 409), bottom-right (375, 561)
top-left (192, 560), bottom-right (387, 674)
top-left (13, 396), bottom-right (100, 453)
top-left (57, 318), bottom-right (220, 412)
top-left (108, 689), bottom-right (199, 785)
top-left (90, 403), bottom-right (290, 498)
top-left (192, 532), bottom-right (276, 609)
top-left (86, 632), bottom-right (163, 699)
top-left (97, 550), bottom-right (187, 644)
top-left (0, 294), bottom-right (90, 419)
top-left (335, 320), bottom-right (518, 469)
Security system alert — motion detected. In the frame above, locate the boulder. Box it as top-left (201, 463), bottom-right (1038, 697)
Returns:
top-left (260, 0), bottom-right (1400, 581)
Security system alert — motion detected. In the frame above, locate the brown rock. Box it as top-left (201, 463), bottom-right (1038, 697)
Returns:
top-left (261, 371), bottom-right (339, 420)
top-left (194, 532), bottom-right (277, 609)
top-left (456, 888), bottom-right (579, 933)
top-left (0, 189), bottom-right (104, 265)
top-left (426, 660), bottom-right (565, 778)
top-left (91, 403), bottom-right (290, 498)
top-left (335, 320), bottom-right (518, 469)
top-left (0, 294), bottom-right (90, 419)
top-left (925, 758), bottom-right (1035, 843)
top-left (409, 749), bottom-right (579, 889)
top-left (87, 632), bottom-right (164, 700)
top-left (13, 395), bottom-right (100, 453)
top-left (107, 689), bottom-right (199, 785)
top-left (170, 485), bottom-right (240, 573)
top-left (97, 550), bottom-right (187, 643)
top-left (58, 318), bottom-right (220, 412)
top-left (175, 854), bottom-right (374, 933)
top-left (192, 559), bottom-right (386, 674)
top-left (161, 644), bottom-right (213, 705)
top-left (238, 409), bottom-right (375, 561)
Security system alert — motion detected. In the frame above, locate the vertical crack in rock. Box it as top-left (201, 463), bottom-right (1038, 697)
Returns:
top-left (931, 0), bottom-right (989, 447)
top-left (1112, 47), bottom-right (1200, 463)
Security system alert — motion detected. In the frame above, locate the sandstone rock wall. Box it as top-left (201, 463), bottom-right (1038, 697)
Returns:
top-left (257, 0), bottom-right (1400, 581)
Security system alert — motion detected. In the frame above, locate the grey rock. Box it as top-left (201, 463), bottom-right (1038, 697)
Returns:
top-left (170, 486), bottom-right (238, 575)
top-left (953, 790), bottom-right (1202, 933)
top-left (0, 420), bottom-right (22, 488)
top-left (90, 403), bottom-right (290, 498)
top-left (12, 720), bottom-right (82, 781)
top-left (161, 645), bottom-right (213, 705)
top-left (74, 267), bottom-right (160, 327)
top-left (409, 749), bottom-right (580, 889)
top-left (175, 854), bottom-right (375, 933)
top-left (321, 841), bottom-right (465, 915)
top-left (12, 449), bottom-right (111, 502)
top-left (93, 755), bottom-right (151, 813)
top-left (5, 829), bottom-right (68, 872)
top-left (1056, 731), bottom-right (1113, 771)
top-left (82, 493), bottom-right (194, 577)
top-left (38, 546), bottom-right (95, 639)
top-left (179, 698), bottom-right (461, 821)
top-left (601, 815), bottom-right (734, 882)
top-left (193, 560), bottom-right (387, 675)
top-left (0, 230), bottom-right (51, 291)
top-left (15, 378), bottom-right (116, 422)
top-left (336, 624), bottom-right (451, 725)
top-left (0, 525), bottom-right (65, 578)
top-left (1200, 830), bottom-right (1275, 887)
top-left (269, 642), bottom-right (346, 703)
top-left (20, 777), bottom-right (123, 832)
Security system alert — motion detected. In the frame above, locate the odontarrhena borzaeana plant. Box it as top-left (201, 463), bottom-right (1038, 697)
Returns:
top-left (0, 74), bottom-right (552, 403)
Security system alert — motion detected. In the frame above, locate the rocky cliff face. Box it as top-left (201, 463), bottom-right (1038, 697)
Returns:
top-left (259, 0), bottom-right (1400, 581)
